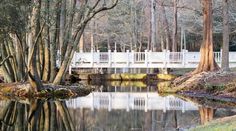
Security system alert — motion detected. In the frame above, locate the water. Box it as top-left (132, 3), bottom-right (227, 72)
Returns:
top-left (0, 83), bottom-right (236, 131)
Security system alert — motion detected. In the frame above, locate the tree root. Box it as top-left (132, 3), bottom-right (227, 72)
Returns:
top-left (171, 71), bottom-right (236, 94)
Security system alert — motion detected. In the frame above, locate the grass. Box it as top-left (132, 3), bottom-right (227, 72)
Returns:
top-left (190, 115), bottom-right (236, 131)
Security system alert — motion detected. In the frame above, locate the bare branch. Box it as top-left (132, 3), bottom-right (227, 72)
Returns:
top-left (0, 55), bottom-right (13, 66)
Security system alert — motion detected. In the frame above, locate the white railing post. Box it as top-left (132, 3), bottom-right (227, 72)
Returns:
top-left (167, 50), bottom-right (170, 65)
top-left (145, 50), bottom-right (148, 66)
top-left (164, 50), bottom-right (167, 68)
top-left (127, 50), bottom-right (130, 67)
top-left (91, 49), bottom-right (94, 67)
top-left (182, 49), bottom-right (187, 66)
top-left (131, 50), bottom-right (135, 64)
top-left (149, 50), bottom-right (152, 65)
top-left (97, 50), bottom-right (100, 64)
top-left (108, 50), bottom-right (111, 67)
top-left (114, 50), bottom-right (117, 73)
top-left (220, 49), bottom-right (223, 67)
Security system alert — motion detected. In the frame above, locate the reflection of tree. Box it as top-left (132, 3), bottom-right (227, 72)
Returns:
top-left (0, 100), bottom-right (75, 131)
top-left (199, 107), bottom-right (215, 125)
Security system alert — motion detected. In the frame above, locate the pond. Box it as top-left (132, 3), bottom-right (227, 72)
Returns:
top-left (0, 82), bottom-right (236, 131)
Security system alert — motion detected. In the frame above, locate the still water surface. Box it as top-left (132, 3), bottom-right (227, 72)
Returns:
top-left (0, 82), bottom-right (236, 131)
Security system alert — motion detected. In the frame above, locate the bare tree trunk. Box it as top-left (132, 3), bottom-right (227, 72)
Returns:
top-left (150, 0), bottom-right (157, 51)
top-left (158, 0), bottom-right (171, 50)
top-left (42, 0), bottom-right (50, 82)
top-left (221, 0), bottom-right (229, 71)
top-left (172, 0), bottom-right (178, 52)
top-left (49, 1), bottom-right (61, 82)
top-left (28, 0), bottom-right (43, 91)
top-left (157, 4), bottom-right (165, 51)
top-left (193, 0), bottom-right (219, 73)
top-left (59, 0), bottom-right (66, 53)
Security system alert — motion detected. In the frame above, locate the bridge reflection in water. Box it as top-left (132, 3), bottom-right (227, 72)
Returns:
top-left (66, 92), bottom-right (198, 112)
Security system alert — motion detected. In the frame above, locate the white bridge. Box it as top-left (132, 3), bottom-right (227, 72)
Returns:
top-left (66, 92), bottom-right (198, 112)
top-left (70, 50), bottom-right (236, 69)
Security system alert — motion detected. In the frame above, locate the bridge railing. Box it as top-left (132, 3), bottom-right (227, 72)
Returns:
top-left (69, 50), bottom-right (236, 69)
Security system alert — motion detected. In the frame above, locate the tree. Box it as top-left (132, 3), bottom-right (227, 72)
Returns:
top-left (150, 0), bottom-right (157, 51)
top-left (172, 0), bottom-right (178, 52)
top-left (221, 0), bottom-right (229, 71)
top-left (193, 0), bottom-right (219, 73)
top-left (157, 0), bottom-right (171, 51)
top-left (0, 0), bottom-right (118, 91)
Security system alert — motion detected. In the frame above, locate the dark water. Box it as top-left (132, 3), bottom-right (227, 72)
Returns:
top-left (0, 82), bottom-right (236, 131)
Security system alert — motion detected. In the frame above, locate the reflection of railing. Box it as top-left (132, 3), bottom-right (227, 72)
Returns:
top-left (68, 50), bottom-right (236, 70)
top-left (66, 92), bottom-right (198, 112)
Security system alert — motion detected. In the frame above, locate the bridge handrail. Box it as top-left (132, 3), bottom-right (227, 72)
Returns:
top-left (67, 50), bottom-right (236, 70)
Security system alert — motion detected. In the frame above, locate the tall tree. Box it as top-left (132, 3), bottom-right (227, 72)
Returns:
top-left (157, 0), bottom-right (171, 51)
top-left (172, 0), bottom-right (178, 52)
top-left (150, 0), bottom-right (157, 51)
top-left (193, 0), bottom-right (219, 73)
top-left (0, 0), bottom-right (118, 91)
top-left (221, 0), bottom-right (229, 71)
